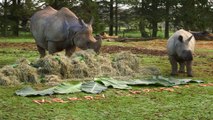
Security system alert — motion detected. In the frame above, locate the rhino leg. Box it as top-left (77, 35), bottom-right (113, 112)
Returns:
top-left (65, 46), bottom-right (76, 57)
top-left (48, 42), bottom-right (58, 55)
top-left (186, 61), bottom-right (193, 77)
top-left (169, 56), bottom-right (178, 76)
top-left (179, 62), bottom-right (185, 73)
top-left (37, 45), bottom-right (46, 58)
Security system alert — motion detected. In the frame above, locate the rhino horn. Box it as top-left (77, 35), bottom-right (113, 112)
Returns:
top-left (89, 17), bottom-right (94, 25)
top-left (79, 18), bottom-right (87, 27)
top-left (186, 35), bottom-right (193, 42)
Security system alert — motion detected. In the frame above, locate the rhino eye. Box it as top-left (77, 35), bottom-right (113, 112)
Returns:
top-left (86, 41), bottom-right (90, 46)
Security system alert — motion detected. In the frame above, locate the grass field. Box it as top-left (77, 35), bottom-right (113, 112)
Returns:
top-left (0, 37), bottom-right (212, 120)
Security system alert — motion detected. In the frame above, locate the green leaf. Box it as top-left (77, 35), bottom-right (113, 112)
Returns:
top-left (152, 76), bottom-right (176, 86)
top-left (96, 76), bottom-right (203, 88)
top-left (127, 76), bottom-right (204, 87)
top-left (126, 78), bottom-right (174, 87)
top-left (54, 56), bottom-right (61, 63)
top-left (96, 77), bottom-right (132, 89)
top-left (189, 80), bottom-right (204, 83)
top-left (15, 83), bottom-right (82, 96)
top-left (76, 55), bottom-right (85, 62)
top-left (11, 64), bottom-right (18, 68)
top-left (15, 76), bottom-right (204, 97)
top-left (15, 86), bottom-right (55, 97)
top-left (126, 79), bottom-right (157, 85)
top-left (170, 78), bottom-right (204, 85)
top-left (54, 83), bottom-right (82, 94)
top-left (81, 81), bottom-right (107, 94)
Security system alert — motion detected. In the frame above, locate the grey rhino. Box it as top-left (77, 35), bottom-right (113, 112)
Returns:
top-left (167, 29), bottom-right (196, 77)
top-left (30, 6), bottom-right (101, 57)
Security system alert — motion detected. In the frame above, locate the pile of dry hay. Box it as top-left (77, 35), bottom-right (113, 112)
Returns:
top-left (0, 50), bottom-right (160, 85)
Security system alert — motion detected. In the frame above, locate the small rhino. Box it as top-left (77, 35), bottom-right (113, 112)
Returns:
top-left (167, 29), bottom-right (196, 77)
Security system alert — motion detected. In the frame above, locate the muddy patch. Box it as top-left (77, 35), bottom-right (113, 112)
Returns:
top-left (101, 46), bottom-right (167, 56)
top-left (0, 40), bottom-right (212, 56)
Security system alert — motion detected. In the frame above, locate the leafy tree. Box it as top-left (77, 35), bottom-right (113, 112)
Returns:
top-left (1, 0), bottom-right (213, 37)
top-left (134, 0), bottom-right (164, 37)
top-left (41, 0), bottom-right (79, 9)
top-left (0, 0), bottom-right (38, 36)
top-left (193, 0), bottom-right (213, 31)
top-left (72, 0), bottom-right (104, 34)
top-left (109, 0), bottom-right (113, 35)
top-left (115, 0), bottom-right (118, 35)
top-left (171, 0), bottom-right (213, 31)
top-left (0, 0), bottom-right (10, 36)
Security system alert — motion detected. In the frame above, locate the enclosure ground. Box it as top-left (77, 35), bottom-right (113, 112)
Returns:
top-left (0, 40), bottom-right (213, 55)
top-left (0, 39), bottom-right (212, 120)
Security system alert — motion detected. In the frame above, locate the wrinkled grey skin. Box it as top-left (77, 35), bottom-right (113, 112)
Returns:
top-left (167, 29), bottom-right (196, 77)
top-left (30, 6), bottom-right (100, 57)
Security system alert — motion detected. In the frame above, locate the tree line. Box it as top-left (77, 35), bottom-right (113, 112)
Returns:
top-left (0, 0), bottom-right (212, 38)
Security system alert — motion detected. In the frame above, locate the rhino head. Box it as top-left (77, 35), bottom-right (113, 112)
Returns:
top-left (175, 35), bottom-right (193, 61)
top-left (71, 17), bottom-right (101, 53)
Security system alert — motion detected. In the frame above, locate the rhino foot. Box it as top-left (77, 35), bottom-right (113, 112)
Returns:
top-left (178, 70), bottom-right (186, 73)
top-left (187, 74), bottom-right (193, 77)
top-left (170, 73), bottom-right (177, 76)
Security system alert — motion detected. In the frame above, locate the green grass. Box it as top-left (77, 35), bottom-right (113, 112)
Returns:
top-left (0, 83), bottom-right (212, 120)
top-left (0, 38), bottom-right (212, 120)
top-left (104, 28), bottom-right (174, 38)
top-left (118, 30), bottom-right (142, 38)
top-left (0, 48), bottom-right (38, 68)
top-left (0, 37), bottom-right (34, 43)
top-left (102, 41), bottom-right (131, 47)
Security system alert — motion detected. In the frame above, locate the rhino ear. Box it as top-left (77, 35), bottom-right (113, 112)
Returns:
top-left (78, 18), bottom-right (87, 27)
top-left (178, 35), bottom-right (183, 42)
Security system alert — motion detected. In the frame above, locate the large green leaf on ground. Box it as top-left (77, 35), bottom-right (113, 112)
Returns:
top-left (126, 76), bottom-right (203, 86)
top-left (95, 76), bottom-right (203, 88)
top-left (150, 76), bottom-right (176, 86)
top-left (16, 83), bottom-right (82, 96)
top-left (170, 78), bottom-right (203, 85)
top-left (53, 83), bottom-right (82, 94)
top-left (15, 86), bottom-right (56, 97)
top-left (126, 77), bottom-right (174, 86)
top-left (151, 76), bottom-right (203, 86)
top-left (126, 79), bottom-right (157, 85)
top-left (81, 81), bottom-right (107, 94)
top-left (16, 76), bottom-right (204, 97)
top-left (95, 77), bottom-right (131, 89)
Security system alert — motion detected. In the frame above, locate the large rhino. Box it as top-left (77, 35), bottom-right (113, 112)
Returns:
top-left (167, 29), bottom-right (196, 77)
top-left (30, 6), bottom-right (101, 57)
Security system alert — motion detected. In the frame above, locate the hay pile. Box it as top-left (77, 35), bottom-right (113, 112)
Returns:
top-left (0, 59), bottom-right (38, 85)
top-left (0, 50), bottom-right (159, 85)
top-left (112, 51), bottom-right (139, 75)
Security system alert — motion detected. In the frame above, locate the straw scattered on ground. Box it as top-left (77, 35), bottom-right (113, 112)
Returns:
top-left (0, 50), bottom-right (160, 85)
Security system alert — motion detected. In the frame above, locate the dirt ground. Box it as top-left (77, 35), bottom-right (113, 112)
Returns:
top-left (0, 40), bottom-right (212, 56)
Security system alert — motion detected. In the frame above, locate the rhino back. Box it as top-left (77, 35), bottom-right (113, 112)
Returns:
top-left (30, 6), bottom-right (57, 49)
top-left (44, 7), bottom-right (81, 43)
